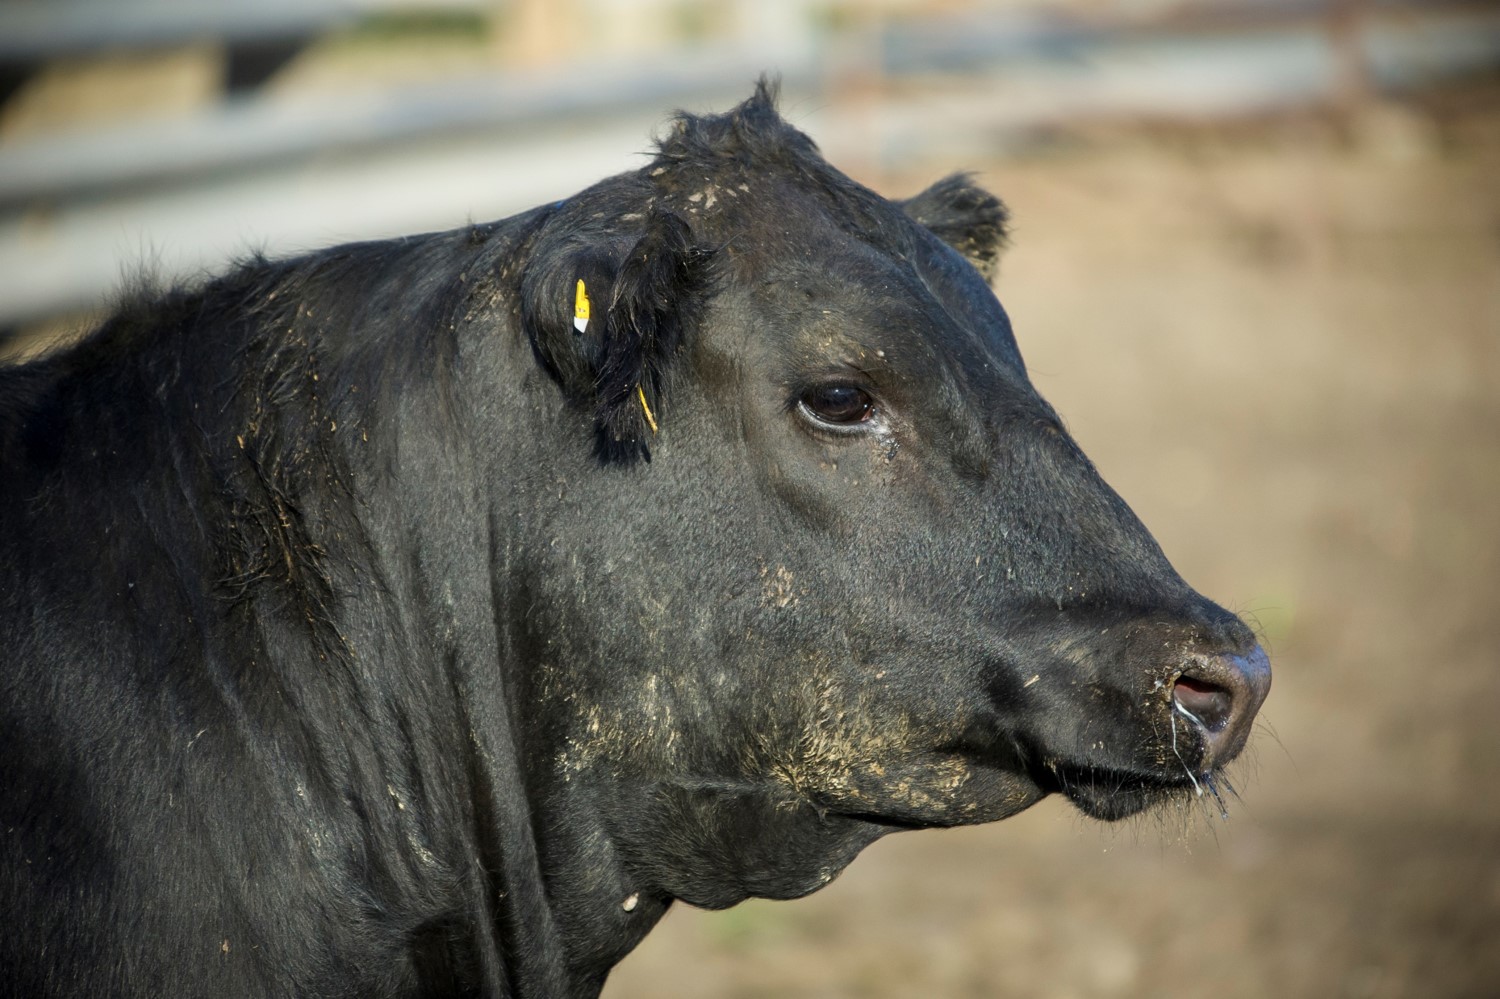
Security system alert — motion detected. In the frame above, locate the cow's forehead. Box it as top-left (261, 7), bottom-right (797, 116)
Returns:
top-left (638, 102), bottom-right (1029, 383)
top-left (706, 188), bottom-right (1028, 386)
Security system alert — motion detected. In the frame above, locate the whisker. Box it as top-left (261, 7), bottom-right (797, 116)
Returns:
top-left (1200, 772), bottom-right (1230, 822)
top-left (1218, 772), bottom-right (1242, 804)
top-left (1255, 718), bottom-right (1294, 769)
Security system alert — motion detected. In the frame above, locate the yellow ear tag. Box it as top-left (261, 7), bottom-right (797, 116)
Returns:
top-left (573, 279), bottom-right (591, 333)
top-left (637, 384), bottom-right (658, 434)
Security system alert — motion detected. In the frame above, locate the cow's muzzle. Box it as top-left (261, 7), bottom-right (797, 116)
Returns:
top-left (1171, 644), bottom-right (1271, 770)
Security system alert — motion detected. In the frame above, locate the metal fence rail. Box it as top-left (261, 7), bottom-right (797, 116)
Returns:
top-left (1, 0), bottom-right (1496, 336)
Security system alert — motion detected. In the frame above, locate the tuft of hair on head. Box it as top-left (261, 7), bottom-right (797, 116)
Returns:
top-left (652, 75), bottom-right (819, 175)
top-left (899, 173), bottom-right (1011, 282)
top-left (519, 206), bottom-right (712, 465)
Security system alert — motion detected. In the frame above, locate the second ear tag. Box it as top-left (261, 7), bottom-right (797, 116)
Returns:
top-left (573, 279), bottom-right (591, 333)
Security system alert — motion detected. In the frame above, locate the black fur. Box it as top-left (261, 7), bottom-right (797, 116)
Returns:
top-left (0, 81), bottom-right (1267, 998)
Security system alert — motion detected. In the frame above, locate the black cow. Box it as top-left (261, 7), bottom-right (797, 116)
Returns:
top-left (0, 82), bottom-right (1269, 997)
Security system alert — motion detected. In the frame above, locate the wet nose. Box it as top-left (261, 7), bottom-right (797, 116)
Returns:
top-left (1171, 644), bottom-right (1271, 769)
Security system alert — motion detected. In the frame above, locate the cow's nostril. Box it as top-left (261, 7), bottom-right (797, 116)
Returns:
top-left (1168, 645), bottom-right (1270, 771)
top-left (1172, 676), bottom-right (1233, 732)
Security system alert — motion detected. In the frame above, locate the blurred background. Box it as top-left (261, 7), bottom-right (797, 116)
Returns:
top-left (2, 1), bottom-right (1496, 996)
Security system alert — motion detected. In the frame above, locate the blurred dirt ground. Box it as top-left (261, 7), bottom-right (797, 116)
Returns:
top-left (604, 91), bottom-right (1500, 999)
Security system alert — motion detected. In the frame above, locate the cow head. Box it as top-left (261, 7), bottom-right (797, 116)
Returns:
top-left (508, 82), bottom-right (1269, 913)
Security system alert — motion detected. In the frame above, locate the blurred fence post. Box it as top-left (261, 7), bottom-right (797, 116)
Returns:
top-left (1329, 0), bottom-right (1372, 111)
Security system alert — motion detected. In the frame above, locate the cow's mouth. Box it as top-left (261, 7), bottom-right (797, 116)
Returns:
top-left (1044, 757), bottom-right (1236, 822)
top-left (1040, 644), bottom-right (1269, 822)
top-left (1035, 699), bottom-right (1242, 822)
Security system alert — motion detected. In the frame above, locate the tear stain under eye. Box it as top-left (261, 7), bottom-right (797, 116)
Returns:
top-left (879, 433), bottom-right (899, 462)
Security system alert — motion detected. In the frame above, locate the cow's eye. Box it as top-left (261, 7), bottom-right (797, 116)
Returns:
top-left (798, 384), bottom-right (875, 427)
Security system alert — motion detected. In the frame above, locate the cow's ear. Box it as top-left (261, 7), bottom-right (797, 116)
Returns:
top-left (520, 208), bottom-right (708, 464)
top-left (900, 174), bottom-right (1010, 282)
